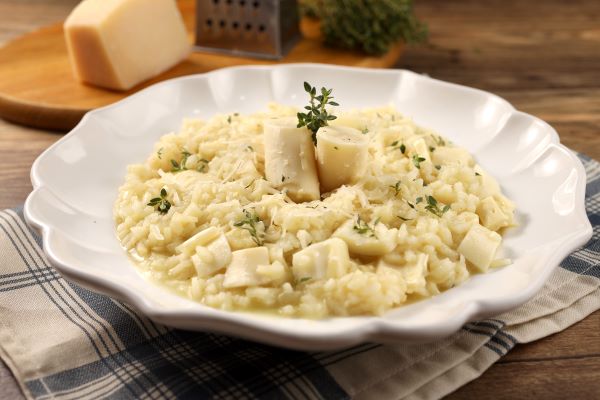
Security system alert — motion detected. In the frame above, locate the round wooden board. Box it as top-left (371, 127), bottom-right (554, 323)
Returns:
top-left (0, 0), bottom-right (403, 131)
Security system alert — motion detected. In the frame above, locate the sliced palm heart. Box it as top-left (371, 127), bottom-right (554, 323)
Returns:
top-left (333, 219), bottom-right (398, 257)
top-left (292, 238), bottom-right (350, 281)
top-left (315, 126), bottom-right (369, 192)
top-left (263, 117), bottom-right (320, 202)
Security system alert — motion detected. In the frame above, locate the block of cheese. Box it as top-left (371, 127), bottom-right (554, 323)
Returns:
top-left (64, 0), bottom-right (190, 91)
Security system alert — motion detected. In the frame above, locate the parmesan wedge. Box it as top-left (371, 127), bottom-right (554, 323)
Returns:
top-left (64, 0), bottom-right (190, 90)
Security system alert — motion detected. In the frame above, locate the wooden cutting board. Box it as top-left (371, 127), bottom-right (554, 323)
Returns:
top-left (0, 0), bottom-right (403, 131)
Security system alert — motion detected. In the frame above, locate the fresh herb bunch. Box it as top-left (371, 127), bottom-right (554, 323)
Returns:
top-left (147, 188), bottom-right (171, 215)
top-left (233, 209), bottom-right (264, 246)
top-left (300, 0), bottom-right (427, 55)
top-left (297, 81), bottom-right (339, 145)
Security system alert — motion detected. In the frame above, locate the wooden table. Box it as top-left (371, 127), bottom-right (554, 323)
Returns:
top-left (0, 0), bottom-right (598, 398)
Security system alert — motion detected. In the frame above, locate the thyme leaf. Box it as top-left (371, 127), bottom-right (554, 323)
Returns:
top-left (390, 180), bottom-right (402, 196)
top-left (412, 154), bottom-right (426, 169)
top-left (170, 150), bottom-right (192, 173)
top-left (353, 216), bottom-right (377, 237)
top-left (147, 188), bottom-right (171, 214)
top-left (424, 195), bottom-right (451, 217)
top-left (234, 209), bottom-right (264, 246)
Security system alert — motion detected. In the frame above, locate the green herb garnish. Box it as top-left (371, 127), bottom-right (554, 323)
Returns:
top-left (390, 181), bottom-right (402, 195)
top-left (424, 195), bottom-right (451, 217)
top-left (170, 150), bottom-right (192, 173)
top-left (147, 188), bottom-right (171, 215)
top-left (435, 165), bottom-right (441, 170)
top-left (412, 154), bottom-right (426, 169)
top-left (246, 145), bottom-right (254, 152)
top-left (233, 209), bottom-right (264, 246)
top-left (298, 277), bottom-right (312, 284)
top-left (398, 216), bottom-right (412, 221)
top-left (389, 141), bottom-right (406, 154)
top-left (361, 127), bottom-right (369, 134)
top-left (353, 216), bottom-right (377, 237)
top-left (297, 82), bottom-right (339, 145)
top-left (475, 172), bottom-right (481, 176)
top-left (157, 147), bottom-right (163, 159)
top-left (415, 196), bottom-right (423, 204)
top-left (197, 158), bottom-right (209, 173)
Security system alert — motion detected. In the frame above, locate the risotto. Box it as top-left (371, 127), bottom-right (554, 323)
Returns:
top-left (114, 101), bottom-right (515, 318)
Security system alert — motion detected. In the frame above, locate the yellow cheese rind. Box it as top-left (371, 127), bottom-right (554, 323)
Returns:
top-left (64, 0), bottom-right (190, 90)
top-left (316, 126), bottom-right (369, 192)
top-left (263, 118), bottom-right (320, 202)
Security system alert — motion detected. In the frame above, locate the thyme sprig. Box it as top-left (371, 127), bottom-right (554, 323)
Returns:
top-left (147, 188), bottom-right (171, 215)
top-left (390, 180), bottom-right (402, 196)
top-left (170, 150), bottom-right (192, 173)
top-left (297, 82), bottom-right (339, 145)
top-left (424, 195), bottom-right (451, 217)
top-left (233, 209), bottom-right (264, 246)
top-left (171, 150), bottom-right (208, 173)
top-left (353, 216), bottom-right (378, 238)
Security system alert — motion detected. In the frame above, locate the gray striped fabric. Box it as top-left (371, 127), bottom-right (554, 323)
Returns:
top-left (0, 152), bottom-right (598, 400)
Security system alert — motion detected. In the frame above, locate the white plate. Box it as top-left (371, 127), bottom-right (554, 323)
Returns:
top-left (24, 64), bottom-right (592, 351)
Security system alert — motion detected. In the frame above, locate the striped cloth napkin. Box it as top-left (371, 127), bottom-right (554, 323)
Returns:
top-left (0, 153), bottom-right (598, 400)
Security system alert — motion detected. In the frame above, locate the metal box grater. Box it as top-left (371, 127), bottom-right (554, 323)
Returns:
top-left (195, 0), bottom-right (300, 60)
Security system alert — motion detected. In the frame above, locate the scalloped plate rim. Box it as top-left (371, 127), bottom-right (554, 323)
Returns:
top-left (24, 63), bottom-right (593, 351)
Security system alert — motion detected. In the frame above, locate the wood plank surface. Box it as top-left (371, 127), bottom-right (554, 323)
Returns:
top-left (0, 0), bottom-right (599, 399)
